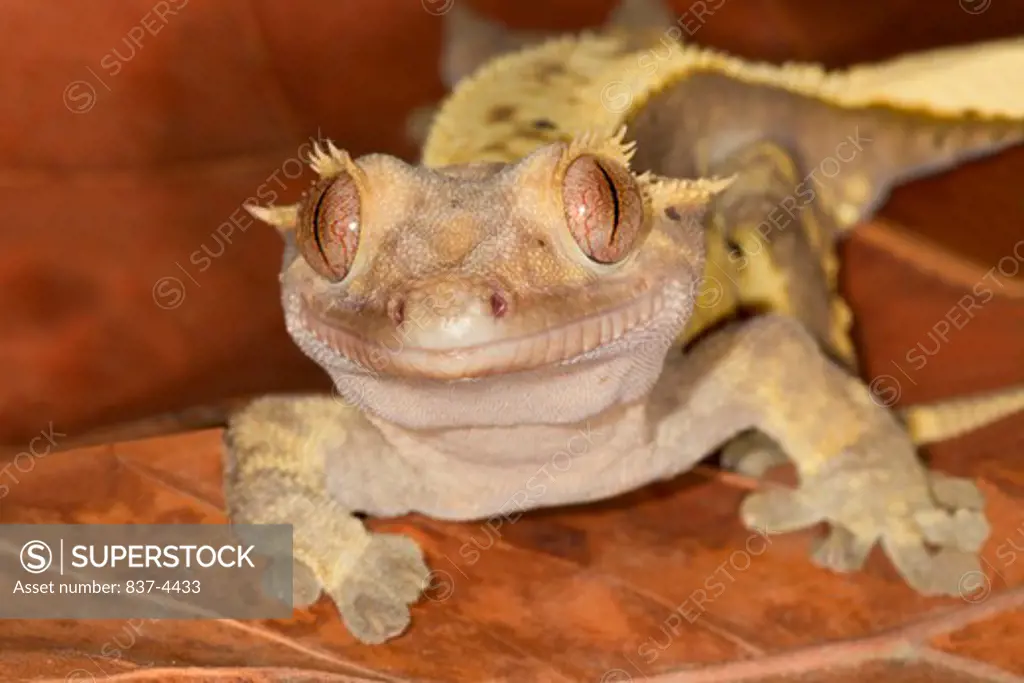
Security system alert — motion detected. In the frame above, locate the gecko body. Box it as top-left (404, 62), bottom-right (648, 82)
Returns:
top-left (229, 6), bottom-right (1024, 644)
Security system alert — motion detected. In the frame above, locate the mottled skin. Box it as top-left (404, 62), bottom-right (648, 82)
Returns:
top-left (224, 6), bottom-right (1024, 645)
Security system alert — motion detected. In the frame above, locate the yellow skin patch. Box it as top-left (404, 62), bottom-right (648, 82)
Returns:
top-left (424, 32), bottom-right (1024, 166)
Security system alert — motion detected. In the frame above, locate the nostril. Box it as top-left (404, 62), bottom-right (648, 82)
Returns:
top-left (387, 296), bottom-right (406, 325)
top-left (489, 292), bottom-right (508, 318)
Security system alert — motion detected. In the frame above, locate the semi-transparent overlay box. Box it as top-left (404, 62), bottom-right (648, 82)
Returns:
top-left (0, 524), bottom-right (294, 619)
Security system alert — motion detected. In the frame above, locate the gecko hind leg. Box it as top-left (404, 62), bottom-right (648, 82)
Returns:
top-left (223, 395), bottom-right (430, 644)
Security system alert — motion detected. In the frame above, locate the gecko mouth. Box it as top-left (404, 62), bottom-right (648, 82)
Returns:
top-left (297, 281), bottom-right (675, 380)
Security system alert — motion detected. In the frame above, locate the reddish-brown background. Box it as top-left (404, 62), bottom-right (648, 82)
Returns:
top-left (2, 2), bottom-right (1024, 681)
top-left (1, 0), bottom-right (1022, 445)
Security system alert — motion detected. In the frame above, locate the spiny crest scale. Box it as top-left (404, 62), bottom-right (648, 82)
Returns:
top-left (308, 140), bottom-right (352, 179)
top-left (565, 126), bottom-right (637, 168)
top-left (637, 172), bottom-right (736, 213)
top-left (245, 203), bottom-right (299, 230)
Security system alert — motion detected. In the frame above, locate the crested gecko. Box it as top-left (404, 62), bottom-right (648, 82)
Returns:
top-left (226, 3), bottom-right (1024, 644)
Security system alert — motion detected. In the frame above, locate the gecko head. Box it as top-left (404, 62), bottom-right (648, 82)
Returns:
top-left (247, 134), bottom-right (732, 427)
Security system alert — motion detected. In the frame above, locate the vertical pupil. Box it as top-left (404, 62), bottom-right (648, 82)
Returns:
top-left (595, 162), bottom-right (621, 244)
top-left (311, 185), bottom-right (331, 255)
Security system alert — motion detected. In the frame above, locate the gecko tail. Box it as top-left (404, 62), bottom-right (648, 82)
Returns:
top-left (901, 384), bottom-right (1024, 446)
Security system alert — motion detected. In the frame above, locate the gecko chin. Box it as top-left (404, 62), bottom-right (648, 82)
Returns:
top-left (296, 278), bottom-right (685, 381)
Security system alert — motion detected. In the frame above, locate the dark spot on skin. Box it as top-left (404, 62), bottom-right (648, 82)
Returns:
top-left (535, 238), bottom-right (547, 248)
top-left (481, 142), bottom-right (508, 155)
top-left (664, 206), bottom-right (681, 221)
top-left (725, 239), bottom-right (743, 258)
top-left (487, 105), bottom-right (516, 123)
top-left (516, 128), bottom-right (555, 143)
top-left (532, 118), bottom-right (556, 130)
top-left (535, 63), bottom-right (567, 82)
top-left (489, 292), bottom-right (508, 318)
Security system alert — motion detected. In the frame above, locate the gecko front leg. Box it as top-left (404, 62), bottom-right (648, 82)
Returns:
top-left (689, 138), bottom-right (859, 481)
top-left (659, 314), bottom-right (990, 595)
top-left (223, 395), bottom-right (431, 644)
top-left (704, 139), bottom-right (854, 367)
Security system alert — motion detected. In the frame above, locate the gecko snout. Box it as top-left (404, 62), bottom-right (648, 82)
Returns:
top-left (386, 277), bottom-right (510, 349)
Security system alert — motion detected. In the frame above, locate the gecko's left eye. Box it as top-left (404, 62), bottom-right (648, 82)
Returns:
top-left (562, 155), bottom-right (644, 264)
top-left (297, 173), bottom-right (362, 282)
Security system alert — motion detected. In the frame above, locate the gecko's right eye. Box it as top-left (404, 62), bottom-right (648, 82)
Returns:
top-left (561, 155), bottom-right (644, 265)
top-left (297, 173), bottom-right (362, 282)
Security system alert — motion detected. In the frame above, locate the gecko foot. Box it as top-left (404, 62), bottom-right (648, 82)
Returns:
top-left (317, 533), bottom-right (431, 645)
top-left (290, 558), bottom-right (324, 606)
top-left (224, 395), bottom-right (433, 644)
top-left (913, 470), bottom-right (990, 554)
top-left (739, 426), bottom-right (990, 596)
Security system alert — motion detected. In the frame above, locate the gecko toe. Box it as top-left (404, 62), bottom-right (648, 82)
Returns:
top-left (882, 537), bottom-right (983, 597)
top-left (368, 533), bottom-right (433, 604)
top-left (928, 471), bottom-right (987, 511)
top-left (949, 509), bottom-right (991, 553)
top-left (330, 532), bottom-right (432, 644)
top-left (915, 471), bottom-right (990, 553)
top-left (740, 487), bottom-right (822, 533)
top-left (915, 507), bottom-right (990, 553)
top-left (340, 589), bottom-right (414, 645)
top-left (291, 558), bottom-right (325, 607)
top-left (810, 527), bottom-right (872, 573)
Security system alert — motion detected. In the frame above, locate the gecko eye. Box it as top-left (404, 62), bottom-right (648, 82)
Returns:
top-left (296, 173), bottom-right (361, 282)
top-left (562, 155), bottom-right (644, 264)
